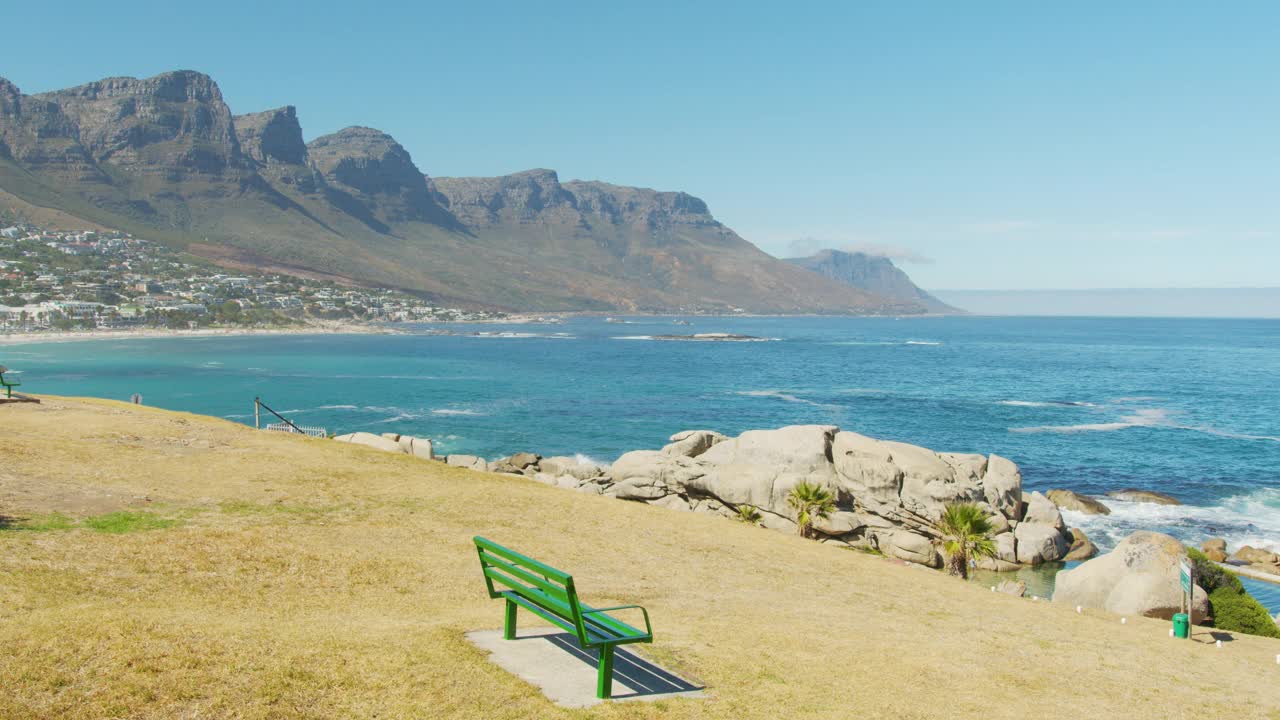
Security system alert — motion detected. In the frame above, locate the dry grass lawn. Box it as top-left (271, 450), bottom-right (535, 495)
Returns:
top-left (2, 397), bottom-right (1278, 719)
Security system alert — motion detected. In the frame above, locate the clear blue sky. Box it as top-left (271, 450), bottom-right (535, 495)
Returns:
top-left (4, 1), bottom-right (1277, 290)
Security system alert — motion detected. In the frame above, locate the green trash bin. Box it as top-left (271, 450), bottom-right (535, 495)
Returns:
top-left (1173, 613), bottom-right (1190, 639)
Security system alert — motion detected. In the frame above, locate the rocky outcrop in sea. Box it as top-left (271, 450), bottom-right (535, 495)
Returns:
top-left (469, 425), bottom-right (1078, 569)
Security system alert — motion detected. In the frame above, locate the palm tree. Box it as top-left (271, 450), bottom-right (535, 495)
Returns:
top-left (735, 504), bottom-right (764, 526)
top-left (787, 481), bottom-right (836, 539)
top-left (935, 502), bottom-right (997, 579)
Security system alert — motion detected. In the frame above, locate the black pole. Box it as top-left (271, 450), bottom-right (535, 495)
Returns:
top-left (257, 398), bottom-right (306, 435)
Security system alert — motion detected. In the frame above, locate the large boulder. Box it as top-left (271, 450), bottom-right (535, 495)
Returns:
top-left (830, 432), bottom-right (903, 509)
top-left (879, 531), bottom-right (940, 567)
top-left (689, 426), bottom-right (838, 509)
top-left (1046, 489), bottom-right (1111, 515)
top-left (1021, 491), bottom-right (1065, 531)
top-left (1202, 538), bottom-right (1227, 554)
top-left (1202, 538), bottom-right (1228, 562)
top-left (983, 454), bottom-right (1023, 521)
top-left (813, 511), bottom-right (865, 536)
top-left (1064, 528), bottom-right (1098, 560)
top-left (1014, 523), bottom-right (1069, 564)
top-left (397, 435), bottom-right (434, 460)
top-left (698, 425), bottom-right (837, 469)
top-left (992, 531), bottom-right (1019, 564)
top-left (446, 454), bottom-right (488, 471)
top-left (334, 432), bottom-right (404, 454)
top-left (891, 441), bottom-right (983, 519)
top-left (609, 476), bottom-right (673, 501)
top-left (1231, 546), bottom-right (1280, 566)
top-left (1106, 489), bottom-right (1181, 505)
top-left (507, 452), bottom-right (541, 470)
top-left (611, 450), bottom-right (707, 489)
top-left (661, 430), bottom-right (727, 458)
top-left (941, 453), bottom-right (988, 484)
top-left (1053, 531), bottom-right (1209, 620)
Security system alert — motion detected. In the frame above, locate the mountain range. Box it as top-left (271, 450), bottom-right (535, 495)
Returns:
top-left (785, 249), bottom-right (959, 314)
top-left (0, 70), bottom-right (949, 314)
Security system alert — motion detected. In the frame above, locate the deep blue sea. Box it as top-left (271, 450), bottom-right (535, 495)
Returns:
top-left (5, 316), bottom-right (1279, 608)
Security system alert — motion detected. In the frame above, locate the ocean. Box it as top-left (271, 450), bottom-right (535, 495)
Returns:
top-left (5, 315), bottom-right (1278, 609)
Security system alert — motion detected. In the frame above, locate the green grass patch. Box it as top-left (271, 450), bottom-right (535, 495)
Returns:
top-left (81, 511), bottom-right (179, 534)
top-left (0, 513), bottom-right (78, 532)
top-left (1, 510), bottom-right (178, 534)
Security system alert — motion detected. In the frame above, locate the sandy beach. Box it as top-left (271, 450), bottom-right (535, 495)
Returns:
top-left (0, 321), bottom-right (402, 346)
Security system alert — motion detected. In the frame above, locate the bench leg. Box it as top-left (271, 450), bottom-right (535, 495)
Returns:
top-left (596, 645), bottom-right (615, 699)
top-left (503, 598), bottom-right (517, 640)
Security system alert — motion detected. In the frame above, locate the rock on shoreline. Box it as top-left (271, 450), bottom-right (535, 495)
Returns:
top-left (1055, 531), bottom-right (1208, 620)
top-left (473, 425), bottom-right (1075, 569)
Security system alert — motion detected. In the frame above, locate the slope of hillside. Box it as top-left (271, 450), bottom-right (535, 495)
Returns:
top-left (0, 70), bottom-right (922, 314)
top-left (429, 170), bottom-right (913, 313)
top-left (787, 248), bottom-right (961, 314)
top-left (1, 396), bottom-right (1277, 719)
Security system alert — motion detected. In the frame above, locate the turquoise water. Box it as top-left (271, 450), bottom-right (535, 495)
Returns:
top-left (5, 316), bottom-right (1279, 610)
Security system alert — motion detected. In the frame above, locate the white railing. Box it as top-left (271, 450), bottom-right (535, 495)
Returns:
top-left (264, 422), bottom-right (327, 438)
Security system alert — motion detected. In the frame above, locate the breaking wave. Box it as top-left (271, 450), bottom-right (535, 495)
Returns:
top-left (1062, 488), bottom-right (1280, 556)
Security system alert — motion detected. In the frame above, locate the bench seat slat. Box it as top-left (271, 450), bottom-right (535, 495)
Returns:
top-left (502, 592), bottom-right (648, 645)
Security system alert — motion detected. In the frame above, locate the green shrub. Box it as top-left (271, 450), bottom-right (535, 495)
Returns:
top-left (1186, 547), bottom-right (1280, 638)
top-left (1208, 587), bottom-right (1280, 639)
top-left (1186, 547), bottom-right (1242, 594)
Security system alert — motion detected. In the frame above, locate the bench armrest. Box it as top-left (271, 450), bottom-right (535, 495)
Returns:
top-left (582, 604), bottom-right (652, 636)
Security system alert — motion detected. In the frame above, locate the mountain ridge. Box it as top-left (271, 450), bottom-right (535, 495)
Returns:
top-left (0, 69), bottom-right (929, 314)
top-left (786, 248), bottom-right (960, 314)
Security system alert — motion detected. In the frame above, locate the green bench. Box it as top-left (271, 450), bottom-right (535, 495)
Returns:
top-left (0, 366), bottom-right (19, 398)
top-left (473, 536), bottom-right (653, 699)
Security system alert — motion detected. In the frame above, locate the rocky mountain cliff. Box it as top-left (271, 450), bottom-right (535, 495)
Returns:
top-left (786, 249), bottom-right (960, 314)
top-left (0, 70), bottom-right (928, 314)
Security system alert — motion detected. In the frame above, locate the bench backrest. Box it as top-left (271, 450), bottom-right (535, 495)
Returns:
top-left (473, 536), bottom-right (589, 643)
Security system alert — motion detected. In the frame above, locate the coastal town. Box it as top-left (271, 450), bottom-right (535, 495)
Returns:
top-left (0, 218), bottom-right (504, 333)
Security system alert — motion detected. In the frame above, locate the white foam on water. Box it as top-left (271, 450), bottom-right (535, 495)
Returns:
top-left (574, 453), bottom-right (604, 466)
top-left (431, 408), bottom-right (483, 416)
top-left (1011, 408), bottom-right (1175, 434)
top-left (469, 331), bottom-right (575, 339)
top-left (735, 389), bottom-right (823, 406)
top-left (1062, 488), bottom-right (1280, 556)
top-left (376, 413), bottom-right (425, 423)
top-left (319, 404), bottom-right (358, 410)
top-left (904, 340), bottom-right (943, 346)
top-left (1012, 406), bottom-right (1280, 443)
top-left (829, 340), bottom-right (896, 346)
top-left (611, 335), bottom-right (655, 340)
top-left (1186, 425), bottom-right (1280, 443)
top-left (999, 400), bottom-right (1100, 408)
top-left (1000, 400), bottom-right (1055, 407)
